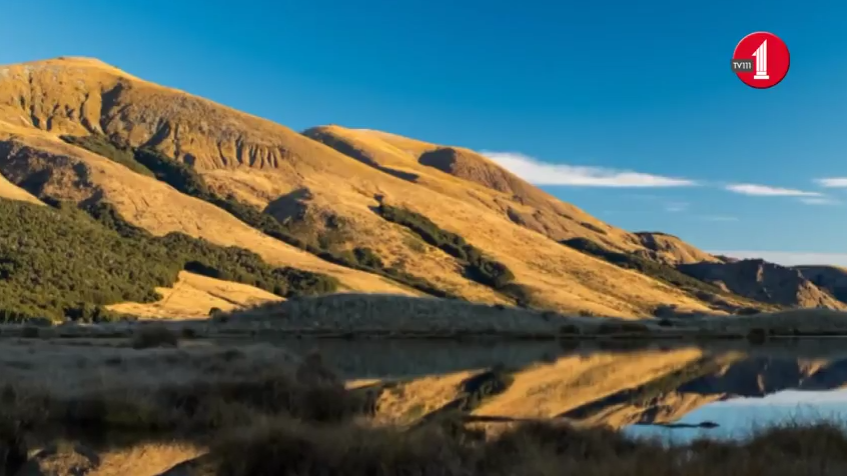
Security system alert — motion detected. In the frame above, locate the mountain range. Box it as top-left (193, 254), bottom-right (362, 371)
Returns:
top-left (1, 56), bottom-right (846, 322)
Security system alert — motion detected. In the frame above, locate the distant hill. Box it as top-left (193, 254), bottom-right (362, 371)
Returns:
top-left (678, 260), bottom-right (847, 310)
top-left (0, 56), bottom-right (844, 321)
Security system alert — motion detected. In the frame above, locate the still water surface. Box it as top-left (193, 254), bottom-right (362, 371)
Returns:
top-left (271, 338), bottom-right (847, 440)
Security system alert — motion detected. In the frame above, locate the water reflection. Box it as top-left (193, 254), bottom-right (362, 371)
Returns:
top-left (276, 338), bottom-right (847, 436)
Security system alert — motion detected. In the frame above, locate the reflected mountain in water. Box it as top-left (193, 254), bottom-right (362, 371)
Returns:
top-left (294, 338), bottom-right (847, 433)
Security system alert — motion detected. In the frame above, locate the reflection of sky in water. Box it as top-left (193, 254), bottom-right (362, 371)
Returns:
top-left (624, 389), bottom-right (847, 444)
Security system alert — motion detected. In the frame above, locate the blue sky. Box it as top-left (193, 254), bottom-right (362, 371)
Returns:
top-left (2, 0), bottom-right (846, 264)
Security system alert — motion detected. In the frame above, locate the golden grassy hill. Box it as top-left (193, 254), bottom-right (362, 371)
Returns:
top-left (632, 231), bottom-right (722, 265)
top-left (0, 128), bottom-right (412, 298)
top-left (304, 126), bottom-right (717, 264)
top-left (0, 56), bottom-right (726, 318)
top-left (106, 271), bottom-right (284, 319)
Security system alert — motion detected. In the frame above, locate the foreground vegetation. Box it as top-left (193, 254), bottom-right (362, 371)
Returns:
top-left (4, 337), bottom-right (847, 475)
top-left (61, 134), bottom-right (457, 299)
top-left (0, 197), bottom-right (338, 322)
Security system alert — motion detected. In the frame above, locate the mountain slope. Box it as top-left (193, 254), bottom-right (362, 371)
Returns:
top-left (107, 270), bottom-right (284, 319)
top-left (305, 126), bottom-right (639, 253)
top-left (304, 126), bottom-right (725, 267)
top-left (678, 260), bottom-right (847, 310)
top-left (633, 232), bottom-right (722, 265)
top-left (795, 266), bottom-right (847, 303)
top-left (0, 56), bottom-right (723, 317)
top-left (0, 171), bottom-right (43, 205)
top-left (0, 127), bottom-right (412, 297)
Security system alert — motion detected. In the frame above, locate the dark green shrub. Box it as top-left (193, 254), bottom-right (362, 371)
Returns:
top-left (376, 204), bottom-right (529, 304)
top-left (0, 196), bottom-right (341, 322)
top-left (352, 247), bottom-right (384, 269)
top-left (60, 135), bottom-right (155, 177)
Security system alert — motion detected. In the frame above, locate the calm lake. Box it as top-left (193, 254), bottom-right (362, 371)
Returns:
top-left (273, 338), bottom-right (847, 441)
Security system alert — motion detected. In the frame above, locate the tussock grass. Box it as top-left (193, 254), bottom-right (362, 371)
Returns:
top-left (6, 338), bottom-right (847, 474)
top-left (210, 418), bottom-right (847, 476)
top-left (0, 341), bottom-right (366, 437)
top-left (226, 294), bottom-right (612, 335)
top-left (130, 325), bottom-right (179, 349)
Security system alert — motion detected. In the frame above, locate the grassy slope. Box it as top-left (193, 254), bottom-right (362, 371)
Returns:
top-left (0, 171), bottom-right (43, 205)
top-left (107, 270), bottom-right (284, 319)
top-left (306, 126), bottom-right (721, 267)
top-left (0, 56), bottom-right (716, 317)
top-left (60, 135), bottom-right (455, 300)
top-left (0, 126), bottom-right (413, 299)
top-left (560, 237), bottom-right (776, 313)
top-left (0, 197), bottom-right (336, 321)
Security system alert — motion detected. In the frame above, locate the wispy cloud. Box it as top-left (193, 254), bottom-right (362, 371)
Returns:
top-left (700, 215), bottom-right (739, 222)
top-left (710, 250), bottom-right (847, 267)
top-left (665, 202), bottom-right (689, 212)
top-left (724, 183), bottom-right (823, 197)
top-left (799, 197), bottom-right (841, 206)
top-left (815, 178), bottom-right (847, 188)
top-left (482, 152), bottom-right (697, 187)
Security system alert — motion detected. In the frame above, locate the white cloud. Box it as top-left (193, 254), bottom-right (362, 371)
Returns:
top-left (799, 197), bottom-right (841, 206)
top-left (710, 250), bottom-right (847, 267)
top-left (815, 178), bottom-right (847, 188)
top-left (724, 183), bottom-right (822, 197)
top-left (482, 152), bottom-right (696, 187)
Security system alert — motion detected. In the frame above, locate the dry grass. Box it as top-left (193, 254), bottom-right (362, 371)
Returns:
top-left (5, 336), bottom-right (847, 474)
top-left (0, 172), bottom-right (43, 206)
top-left (221, 295), bottom-right (847, 340)
top-left (208, 418), bottom-right (847, 476)
top-left (0, 340), bottom-right (366, 436)
top-left (676, 308), bottom-right (847, 336)
top-left (0, 57), bottom-right (728, 317)
top-left (130, 324), bottom-right (180, 349)
top-left (107, 271), bottom-right (284, 320)
top-left (0, 125), bottom-right (414, 299)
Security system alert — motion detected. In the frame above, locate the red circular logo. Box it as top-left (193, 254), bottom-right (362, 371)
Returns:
top-left (731, 32), bottom-right (790, 89)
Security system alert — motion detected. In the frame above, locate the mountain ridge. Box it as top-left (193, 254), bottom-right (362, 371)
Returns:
top-left (0, 56), bottom-right (842, 321)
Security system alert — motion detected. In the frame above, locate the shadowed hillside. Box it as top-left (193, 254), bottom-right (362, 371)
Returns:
top-left (795, 265), bottom-right (847, 303)
top-left (678, 259), bottom-right (847, 310)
